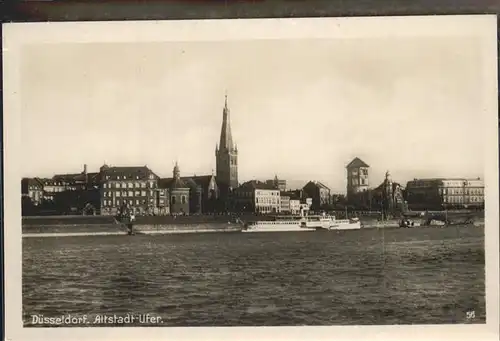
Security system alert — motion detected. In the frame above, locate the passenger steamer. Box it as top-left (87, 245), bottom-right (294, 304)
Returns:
top-left (242, 212), bottom-right (361, 233)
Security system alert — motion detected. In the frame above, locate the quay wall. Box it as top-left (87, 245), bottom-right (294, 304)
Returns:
top-left (134, 224), bottom-right (242, 234)
top-left (22, 215), bottom-right (244, 236)
top-left (22, 215), bottom-right (118, 226)
top-left (23, 224), bottom-right (125, 234)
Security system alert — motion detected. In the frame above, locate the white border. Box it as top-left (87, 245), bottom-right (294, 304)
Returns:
top-left (3, 15), bottom-right (499, 341)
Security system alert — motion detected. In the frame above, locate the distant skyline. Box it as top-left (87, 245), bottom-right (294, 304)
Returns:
top-left (21, 36), bottom-right (485, 193)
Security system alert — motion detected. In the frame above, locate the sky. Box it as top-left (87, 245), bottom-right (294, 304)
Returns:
top-left (20, 36), bottom-right (486, 193)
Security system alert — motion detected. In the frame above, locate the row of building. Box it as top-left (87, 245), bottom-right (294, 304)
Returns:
top-left (345, 157), bottom-right (485, 211)
top-left (21, 94), bottom-right (485, 216)
top-left (21, 163), bottom-right (314, 216)
top-left (22, 158), bottom-right (484, 217)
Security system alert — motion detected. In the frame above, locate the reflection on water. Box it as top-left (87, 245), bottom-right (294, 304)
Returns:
top-left (23, 226), bottom-right (485, 326)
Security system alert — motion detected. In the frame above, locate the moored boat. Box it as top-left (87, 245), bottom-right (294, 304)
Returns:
top-left (242, 214), bottom-right (316, 232)
top-left (242, 213), bottom-right (361, 232)
top-left (242, 219), bottom-right (316, 232)
top-left (301, 214), bottom-right (362, 230)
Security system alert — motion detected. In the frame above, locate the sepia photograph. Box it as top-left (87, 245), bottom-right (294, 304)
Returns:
top-left (3, 15), bottom-right (499, 341)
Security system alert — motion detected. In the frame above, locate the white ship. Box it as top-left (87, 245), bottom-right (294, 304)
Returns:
top-left (242, 215), bottom-right (315, 233)
top-left (242, 213), bottom-right (361, 233)
top-left (301, 214), bottom-right (362, 230)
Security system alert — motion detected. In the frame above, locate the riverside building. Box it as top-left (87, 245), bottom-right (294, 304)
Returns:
top-left (405, 177), bottom-right (484, 210)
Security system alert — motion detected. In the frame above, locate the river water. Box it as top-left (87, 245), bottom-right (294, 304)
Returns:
top-left (23, 226), bottom-right (485, 326)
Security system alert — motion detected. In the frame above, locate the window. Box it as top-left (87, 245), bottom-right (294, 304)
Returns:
top-left (117, 199), bottom-right (121, 206)
top-left (128, 191), bottom-right (133, 197)
top-left (135, 191), bottom-right (140, 196)
top-left (171, 196), bottom-right (176, 205)
top-left (103, 183), bottom-right (107, 189)
top-left (136, 200), bottom-right (140, 205)
top-left (135, 182), bottom-right (140, 188)
top-left (116, 183), bottom-right (121, 189)
top-left (141, 191), bottom-right (146, 196)
top-left (181, 196), bottom-right (186, 204)
top-left (116, 192), bottom-right (121, 197)
top-left (141, 182), bottom-right (146, 188)
top-left (117, 176), bottom-right (121, 180)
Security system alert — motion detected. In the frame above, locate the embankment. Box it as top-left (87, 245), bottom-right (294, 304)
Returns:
top-left (22, 216), bottom-right (126, 237)
top-left (22, 215), bottom-right (245, 237)
top-left (134, 224), bottom-right (242, 235)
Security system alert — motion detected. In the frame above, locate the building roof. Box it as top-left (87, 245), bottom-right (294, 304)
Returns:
top-left (238, 180), bottom-right (278, 191)
top-left (170, 177), bottom-right (188, 190)
top-left (22, 177), bottom-right (42, 185)
top-left (191, 175), bottom-right (216, 189)
top-left (21, 178), bottom-right (44, 190)
top-left (101, 166), bottom-right (158, 181)
top-left (34, 177), bottom-right (66, 186)
top-left (158, 178), bottom-right (171, 188)
top-left (53, 172), bottom-right (100, 186)
top-left (159, 175), bottom-right (215, 190)
top-left (409, 177), bottom-right (481, 182)
top-left (159, 177), bottom-right (188, 189)
top-left (159, 176), bottom-right (202, 190)
top-left (374, 180), bottom-right (403, 192)
top-left (280, 191), bottom-right (300, 200)
top-left (182, 177), bottom-right (198, 189)
top-left (303, 181), bottom-right (330, 191)
top-left (346, 157), bottom-right (370, 169)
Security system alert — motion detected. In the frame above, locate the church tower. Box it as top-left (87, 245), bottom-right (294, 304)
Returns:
top-left (215, 93), bottom-right (238, 198)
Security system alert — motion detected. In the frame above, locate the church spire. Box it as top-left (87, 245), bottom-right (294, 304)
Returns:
top-left (219, 92), bottom-right (234, 151)
top-left (173, 161), bottom-right (180, 179)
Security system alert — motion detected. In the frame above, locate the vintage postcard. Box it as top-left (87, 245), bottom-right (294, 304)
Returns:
top-left (3, 15), bottom-right (499, 341)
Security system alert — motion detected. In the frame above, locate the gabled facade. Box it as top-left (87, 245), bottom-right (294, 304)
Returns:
top-left (302, 181), bottom-right (331, 210)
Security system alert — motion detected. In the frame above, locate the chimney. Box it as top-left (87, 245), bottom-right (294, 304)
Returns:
top-left (83, 164), bottom-right (88, 188)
